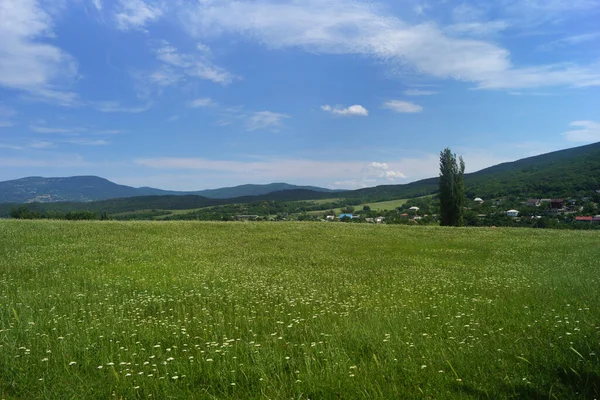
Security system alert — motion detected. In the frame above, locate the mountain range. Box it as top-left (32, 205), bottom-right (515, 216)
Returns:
top-left (1, 141), bottom-right (599, 207)
top-left (0, 177), bottom-right (342, 203)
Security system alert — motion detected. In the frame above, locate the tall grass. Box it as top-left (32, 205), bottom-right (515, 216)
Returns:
top-left (1, 220), bottom-right (599, 399)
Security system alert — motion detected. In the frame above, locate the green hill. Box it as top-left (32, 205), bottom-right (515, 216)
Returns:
top-left (336, 141), bottom-right (600, 202)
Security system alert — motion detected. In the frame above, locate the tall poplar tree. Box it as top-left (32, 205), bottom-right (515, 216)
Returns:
top-left (439, 148), bottom-right (465, 226)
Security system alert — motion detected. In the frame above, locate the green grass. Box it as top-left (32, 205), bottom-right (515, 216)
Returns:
top-left (1, 221), bottom-right (600, 399)
top-left (362, 198), bottom-right (409, 211)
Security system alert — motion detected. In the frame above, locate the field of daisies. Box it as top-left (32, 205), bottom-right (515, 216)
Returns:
top-left (1, 220), bottom-right (599, 399)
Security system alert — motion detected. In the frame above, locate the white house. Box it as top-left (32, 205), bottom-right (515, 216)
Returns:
top-left (375, 216), bottom-right (385, 224)
top-left (326, 215), bottom-right (335, 220)
top-left (506, 209), bottom-right (519, 218)
top-left (409, 206), bottom-right (420, 211)
top-left (474, 197), bottom-right (484, 203)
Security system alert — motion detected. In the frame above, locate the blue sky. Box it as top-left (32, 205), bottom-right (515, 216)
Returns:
top-left (0, 0), bottom-right (599, 190)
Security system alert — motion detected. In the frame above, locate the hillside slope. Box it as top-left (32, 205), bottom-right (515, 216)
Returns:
top-left (336, 141), bottom-right (600, 202)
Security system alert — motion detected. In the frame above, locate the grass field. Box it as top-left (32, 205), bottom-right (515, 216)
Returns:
top-left (362, 198), bottom-right (409, 211)
top-left (1, 221), bottom-right (599, 399)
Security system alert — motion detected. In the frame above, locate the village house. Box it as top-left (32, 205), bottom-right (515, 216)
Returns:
top-left (474, 197), bottom-right (484, 203)
top-left (526, 199), bottom-right (541, 207)
top-left (506, 209), bottom-right (520, 218)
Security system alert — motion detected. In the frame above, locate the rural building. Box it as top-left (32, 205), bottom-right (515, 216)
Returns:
top-left (339, 213), bottom-right (359, 219)
top-left (506, 209), bottom-right (519, 217)
top-left (375, 217), bottom-right (385, 224)
top-left (576, 216), bottom-right (593, 222)
top-left (474, 197), bottom-right (484, 203)
top-left (526, 199), bottom-right (541, 207)
top-left (409, 206), bottom-right (420, 211)
top-left (551, 199), bottom-right (565, 209)
top-left (326, 215), bottom-right (335, 220)
top-left (400, 213), bottom-right (409, 218)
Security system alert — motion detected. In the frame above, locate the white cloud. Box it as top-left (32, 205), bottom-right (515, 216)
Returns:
top-left (0, 143), bottom-right (23, 150)
top-left (383, 100), bottom-right (423, 113)
top-left (363, 161), bottom-right (407, 181)
top-left (403, 89), bottom-right (437, 96)
top-left (245, 111), bottom-right (289, 132)
top-left (115, 0), bottom-right (163, 31)
top-left (321, 105), bottom-right (369, 117)
top-left (30, 125), bottom-right (83, 134)
top-left (153, 42), bottom-right (236, 85)
top-left (149, 67), bottom-right (183, 87)
top-left (64, 139), bottom-right (110, 146)
top-left (188, 97), bottom-right (215, 108)
top-left (29, 140), bottom-right (54, 149)
top-left (447, 21), bottom-right (509, 36)
top-left (94, 101), bottom-right (150, 113)
top-left (91, 0), bottom-right (102, 11)
top-left (562, 121), bottom-right (600, 142)
top-left (179, 0), bottom-right (600, 89)
top-left (0, 0), bottom-right (79, 104)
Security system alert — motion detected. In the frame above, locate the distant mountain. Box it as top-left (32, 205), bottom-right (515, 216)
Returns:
top-left (0, 176), bottom-right (342, 203)
top-left (194, 182), bottom-right (342, 199)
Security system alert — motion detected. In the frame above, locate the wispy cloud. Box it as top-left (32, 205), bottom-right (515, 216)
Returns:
top-left (0, 143), bottom-right (23, 150)
top-left (114, 0), bottom-right (163, 31)
top-left (0, 0), bottom-right (79, 104)
top-left (188, 97), bottom-right (216, 108)
top-left (562, 121), bottom-right (600, 142)
top-left (179, 0), bottom-right (600, 89)
top-left (91, 0), bottom-right (103, 11)
top-left (0, 105), bottom-right (16, 127)
top-left (63, 139), bottom-right (110, 146)
top-left (403, 89), bottom-right (437, 96)
top-left (383, 100), bottom-right (423, 113)
top-left (0, 140), bottom-right (54, 150)
top-left (538, 32), bottom-right (600, 51)
top-left (446, 21), bottom-right (510, 36)
top-left (132, 155), bottom-right (436, 189)
top-left (94, 101), bottom-right (151, 113)
top-left (216, 107), bottom-right (290, 132)
top-left (321, 105), bottom-right (369, 117)
top-left (152, 42), bottom-right (236, 86)
top-left (30, 125), bottom-right (83, 134)
top-left (246, 111), bottom-right (289, 132)
top-left (363, 162), bottom-right (406, 180)
top-left (29, 140), bottom-right (54, 149)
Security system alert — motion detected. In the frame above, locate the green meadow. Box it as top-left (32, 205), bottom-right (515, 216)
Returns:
top-left (1, 220), bottom-right (599, 399)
